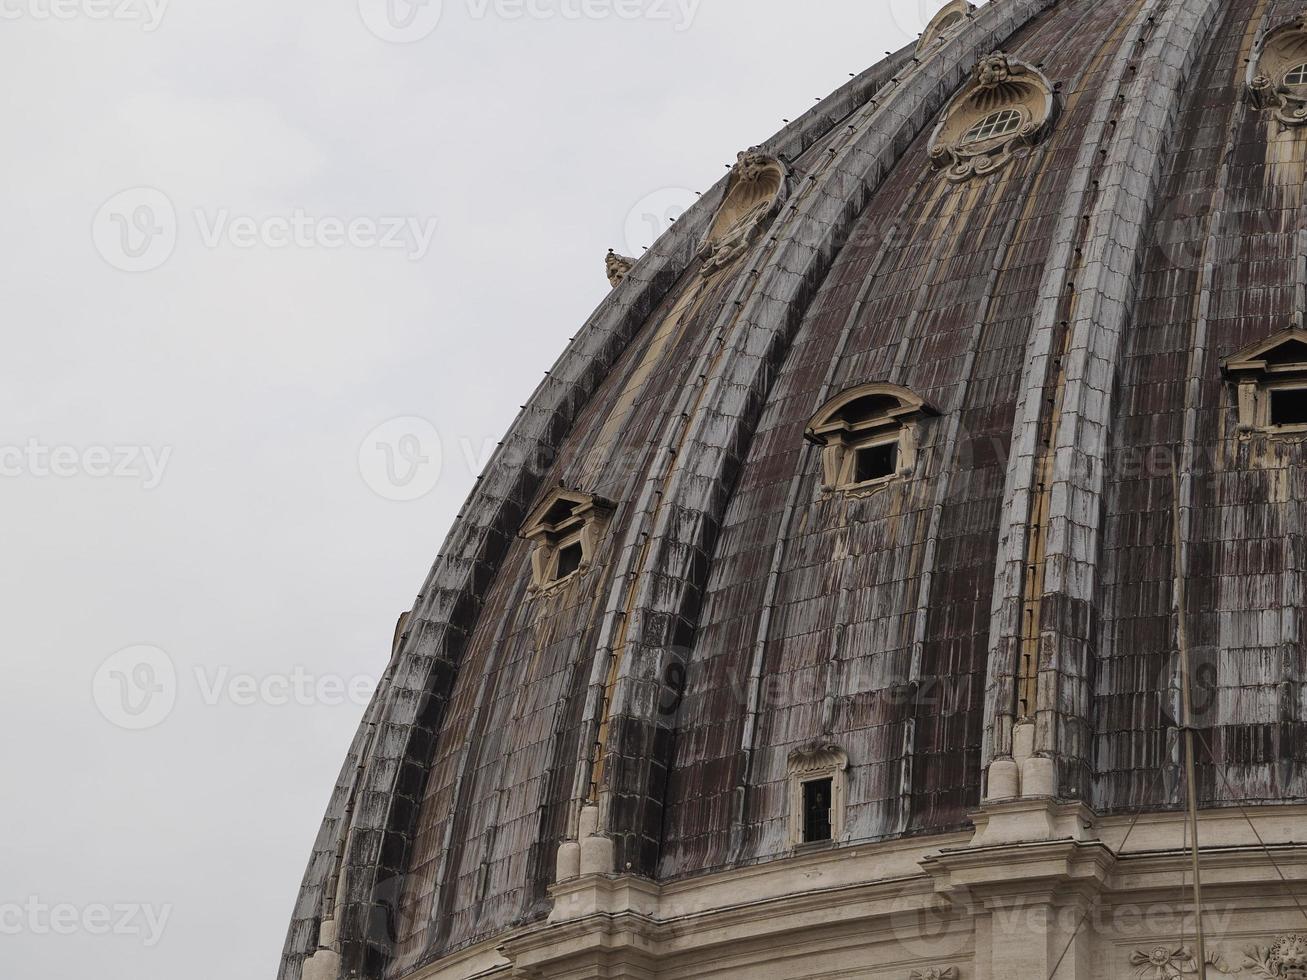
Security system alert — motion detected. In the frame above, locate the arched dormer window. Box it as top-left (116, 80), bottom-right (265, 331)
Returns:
top-left (521, 488), bottom-right (613, 592)
top-left (928, 53), bottom-right (1057, 183)
top-left (805, 383), bottom-right (937, 493)
top-left (1287, 63), bottom-right (1307, 86)
top-left (1222, 327), bottom-right (1307, 434)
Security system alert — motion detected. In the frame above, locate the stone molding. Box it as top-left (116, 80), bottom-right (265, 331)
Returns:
top-left (387, 804), bottom-right (1307, 980)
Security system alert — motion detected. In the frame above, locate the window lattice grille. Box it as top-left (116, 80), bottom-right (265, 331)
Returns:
top-left (962, 108), bottom-right (1022, 144)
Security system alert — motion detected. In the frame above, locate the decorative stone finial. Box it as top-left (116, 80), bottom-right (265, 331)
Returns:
top-left (605, 249), bottom-right (634, 287)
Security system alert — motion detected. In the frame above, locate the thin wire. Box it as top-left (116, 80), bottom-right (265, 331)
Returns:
top-left (1046, 729), bottom-right (1180, 979)
top-left (1198, 728), bottom-right (1307, 928)
top-left (1180, 801), bottom-right (1191, 965)
top-left (1172, 467), bottom-right (1208, 972)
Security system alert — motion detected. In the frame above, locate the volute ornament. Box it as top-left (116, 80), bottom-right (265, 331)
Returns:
top-left (1248, 16), bottom-right (1307, 130)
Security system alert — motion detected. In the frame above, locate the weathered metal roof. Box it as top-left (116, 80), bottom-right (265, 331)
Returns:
top-left (281, 1), bottom-right (1307, 976)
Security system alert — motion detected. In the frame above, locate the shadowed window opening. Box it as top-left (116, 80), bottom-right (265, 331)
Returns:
top-left (1287, 63), bottom-right (1307, 86)
top-left (802, 779), bottom-right (833, 843)
top-left (962, 108), bottom-right (1021, 144)
top-left (1270, 388), bottom-right (1307, 427)
top-left (853, 442), bottom-right (898, 484)
top-left (555, 541), bottom-right (584, 580)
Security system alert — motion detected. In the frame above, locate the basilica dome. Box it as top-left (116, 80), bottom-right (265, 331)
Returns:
top-left (284, 2), bottom-right (1307, 977)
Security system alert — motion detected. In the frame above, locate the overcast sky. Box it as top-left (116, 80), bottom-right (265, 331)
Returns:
top-left (1, 2), bottom-right (970, 976)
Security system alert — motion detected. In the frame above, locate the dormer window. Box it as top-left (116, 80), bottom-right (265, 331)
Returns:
top-left (928, 53), bottom-right (1057, 182)
top-left (788, 745), bottom-right (848, 848)
top-left (805, 383), bottom-right (936, 494)
top-left (1222, 327), bottom-right (1307, 434)
top-left (521, 488), bottom-right (613, 592)
top-left (1249, 17), bottom-right (1307, 129)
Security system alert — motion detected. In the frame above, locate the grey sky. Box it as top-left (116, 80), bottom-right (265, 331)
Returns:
top-left (0, 2), bottom-right (969, 976)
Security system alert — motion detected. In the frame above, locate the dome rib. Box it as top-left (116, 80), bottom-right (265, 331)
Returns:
top-left (982, 0), bottom-right (1224, 790)
top-left (583, 0), bottom-right (1058, 880)
top-left (278, 38), bottom-right (919, 980)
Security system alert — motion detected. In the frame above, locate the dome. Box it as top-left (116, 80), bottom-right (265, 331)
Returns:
top-left (284, 2), bottom-right (1307, 978)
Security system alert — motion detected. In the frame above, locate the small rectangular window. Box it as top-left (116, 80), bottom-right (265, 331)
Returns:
top-left (1270, 388), bottom-right (1307, 427)
top-left (853, 442), bottom-right (898, 484)
top-left (802, 778), bottom-right (833, 843)
top-left (555, 542), bottom-right (583, 580)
